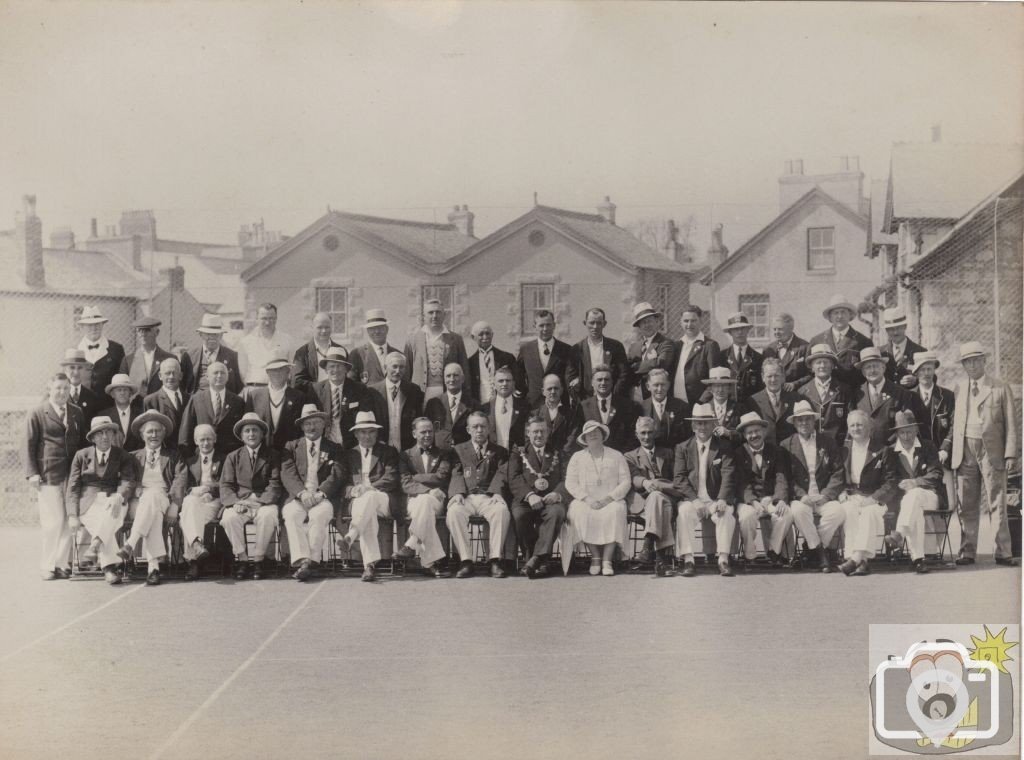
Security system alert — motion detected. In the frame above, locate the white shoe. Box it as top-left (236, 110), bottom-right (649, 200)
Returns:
top-left (589, 559), bottom-right (601, 576)
top-left (601, 561), bottom-right (614, 576)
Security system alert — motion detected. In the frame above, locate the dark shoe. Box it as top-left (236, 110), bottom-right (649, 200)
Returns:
top-left (654, 559), bottom-right (668, 577)
top-left (392, 545), bottom-right (417, 561)
top-left (490, 560), bottom-right (507, 578)
top-left (146, 569), bottom-right (161, 586)
top-left (293, 560), bottom-right (312, 582)
top-left (882, 531), bottom-right (904, 552)
top-left (520, 557), bottom-right (539, 578)
top-left (955, 556), bottom-right (976, 566)
top-left (192, 541), bottom-right (210, 562)
top-left (117, 543), bottom-right (135, 562)
top-left (53, 567), bottom-right (71, 580)
top-left (636, 547), bottom-right (656, 564)
top-left (361, 564), bottom-right (376, 582)
top-left (839, 559), bottom-right (858, 576)
top-left (766, 550), bottom-right (784, 568)
top-left (851, 561), bottom-right (871, 576)
top-left (233, 561), bottom-right (250, 580)
top-left (426, 563), bottom-right (450, 578)
top-left (680, 561), bottom-right (696, 578)
top-left (104, 568), bottom-right (122, 585)
top-left (41, 570), bottom-right (57, 581)
top-left (719, 561), bottom-right (734, 577)
top-left (534, 561), bottom-right (550, 578)
top-left (995, 556), bottom-right (1019, 567)
top-left (913, 558), bottom-right (930, 574)
top-left (185, 561), bottom-right (200, 581)
top-left (455, 561), bottom-right (474, 579)
top-left (252, 561), bottom-right (267, 581)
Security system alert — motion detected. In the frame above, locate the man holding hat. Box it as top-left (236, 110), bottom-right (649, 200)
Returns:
top-left (761, 312), bottom-right (809, 390)
top-left (280, 404), bottom-right (347, 581)
top-left (178, 361), bottom-right (246, 457)
top-left (673, 403), bottom-right (737, 577)
top-left (292, 312), bottom-right (343, 395)
top-left (118, 410), bottom-right (185, 586)
top-left (779, 400), bottom-right (846, 572)
top-left (219, 412), bottom-right (283, 580)
top-left (626, 416), bottom-right (683, 576)
top-left (951, 341), bottom-right (1018, 566)
top-left (911, 351), bottom-right (956, 506)
top-left (310, 346), bottom-right (373, 449)
top-left (187, 313), bottom-right (242, 395)
top-left (77, 305), bottom-right (126, 404)
top-left (336, 411), bottom-right (401, 582)
top-left (669, 305), bottom-right (721, 407)
top-left (809, 294), bottom-right (872, 388)
top-left (98, 373), bottom-right (145, 452)
top-left (404, 298), bottom-right (471, 403)
top-left (797, 343), bottom-right (853, 446)
top-left (120, 315), bottom-right (194, 397)
top-left (626, 301), bottom-right (676, 403)
top-left (879, 307), bottom-right (925, 387)
top-left (514, 309), bottom-right (573, 409)
top-left (176, 424), bottom-right (226, 581)
top-left (245, 355), bottom-right (305, 450)
top-left (715, 312), bottom-right (764, 404)
top-left (849, 347), bottom-right (925, 449)
top-left (704, 367), bottom-right (743, 447)
top-left (350, 309), bottom-right (401, 386)
top-left (143, 357), bottom-right (190, 448)
top-left (734, 411), bottom-right (793, 568)
top-left (468, 320), bottom-right (517, 405)
top-left (566, 308), bottom-right (629, 402)
top-left (60, 349), bottom-right (101, 425)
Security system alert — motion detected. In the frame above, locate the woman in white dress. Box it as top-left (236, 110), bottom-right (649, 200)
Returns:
top-left (566, 420), bottom-right (630, 576)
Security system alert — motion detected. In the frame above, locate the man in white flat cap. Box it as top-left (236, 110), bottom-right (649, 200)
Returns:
top-left (878, 307), bottom-right (925, 387)
top-left (951, 341), bottom-right (1018, 567)
top-left (77, 305), bottom-right (126, 404)
top-left (808, 294), bottom-right (872, 388)
top-left (351, 309), bottom-right (401, 386)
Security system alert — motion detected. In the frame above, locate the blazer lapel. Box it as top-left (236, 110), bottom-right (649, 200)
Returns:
top-left (367, 445), bottom-right (379, 475)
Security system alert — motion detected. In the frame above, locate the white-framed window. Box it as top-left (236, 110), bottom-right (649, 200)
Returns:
top-left (655, 283), bottom-right (670, 319)
top-left (807, 227), bottom-right (836, 271)
top-left (316, 287), bottom-right (348, 336)
top-left (738, 293), bottom-right (770, 343)
top-left (521, 283), bottom-right (555, 335)
top-left (422, 285), bottom-right (454, 326)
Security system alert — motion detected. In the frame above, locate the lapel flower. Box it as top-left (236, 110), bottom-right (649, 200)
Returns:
top-left (712, 457), bottom-right (722, 466)
top-left (669, 411), bottom-right (675, 420)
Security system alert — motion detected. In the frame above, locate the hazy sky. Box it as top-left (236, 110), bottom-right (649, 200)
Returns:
top-left (1, 1), bottom-right (1021, 252)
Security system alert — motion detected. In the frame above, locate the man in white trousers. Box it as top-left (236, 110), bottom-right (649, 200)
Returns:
top-left (177, 424), bottom-right (226, 580)
top-left (838, 410), bottom-right (896, 576)
top-left (733, 412), bottom-right (793, 569)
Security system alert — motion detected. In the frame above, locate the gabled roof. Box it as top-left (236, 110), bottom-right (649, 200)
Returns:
top-left (883, 142), bottom-right (1024, 232)
top-left (441, 205), bottom-right (689, 275)
top-left (242, 210), bottom-right (476, 282)
top-left (700, 186), bottom-right (868, 285)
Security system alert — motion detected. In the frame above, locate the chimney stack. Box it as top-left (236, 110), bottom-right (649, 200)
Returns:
top-left (161, 265), bottom-right (185, 291)
top-left (447, 205), bottom-right (475, 237)
top-left (50, 227), bottom-right (76, 250)
top-left (120, 209), bottom-right (157, 249)
top-left (597, 196), bottom-right (617, 225)
top-left (16, 194), bottom-right (45, 288)
top-left (90, 218), bottom-right (98, 238)
top-left (707, 223), bottom-right (729, 268)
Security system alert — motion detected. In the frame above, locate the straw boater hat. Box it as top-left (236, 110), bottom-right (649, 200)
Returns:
top-left (364, 309), bottom-right (389, 329)
top-left (77, 306), bottom-right (108, 325)
top-left (319, 346), bottom-right (353, 369)
top-left (958, 341), bottom-right (986, 362)
top-left (805, 343), bottom-right (838, 366)
top-left (687, 403), bottom-right (717, 422)
top-left (891, 410), bottom-right (920, 432)
top-left (882, 307), bottom-right (907, 329)
top-left (196, 313), bottom-right (227, 334)
top-left (349, 410), bottom-right (383, 431)
top-left (263, 354), bottom-right (293, 372)
top-left (702, 366), bottom-right (737, 385)
top-left (736, 411), bottom-right (769, 433)
top-left (854, 347), bottom-right (886, 369)
top-left (59, 348), bottom-right (93, 368)
top-left (821, 294), bottom-right (857, 320)
top-left (233, 411), bottom-right (269, 440)
top-left (131, 409), bottom-right (173, 437)
top-left (296, 403), bottom-right (329, 426)
top-left (722, 312), bottom-right (752, 332)
top-left (910, 351), bottom-right (941, 374)
top-left (132, 316), bottom-right (161, 329)
top-left (85, 416), bottom-right (120, 441)
top-left (787, 400), bottom-right (820, 423)
top-left (575, 419), bottom-right (610, 445)
top-left (631, 301), bottom-right (662, 327)
top-left (104, 373), bottom-right (136, 395)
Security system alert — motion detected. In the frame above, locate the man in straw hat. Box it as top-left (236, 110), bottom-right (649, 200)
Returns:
top-left (77, 305), bottom-right (126, 403)
top-left (669, 305), bottom-right (720, 407)
top-left (779, 400), bottom-right (845, 572)
top-left (910, 351), bottom-right (956, 507)
top-left (178, 361), bottom-right (245, 457)
top-left (310, 346), bottom-right (373, 448)
top-left (351, 309), bottom-right (401, 387)
top-left (66, 416), bottom-right (135, 583)
top-left (120, 315), bottom-right (194, 398)
top-left (878, 307), bottom-right (925, 387)
top-left (716, 311), bottom-right (764, 404)
top-left (626, 301), bottom-right (676, 403)
top-left (733, 411), bottom-right (793, 569)
top-left (761, 312), bottom-right (809, 390)
top-left (280, 404), bottom-right (346, 581)
top-left (245, 355), bottom-right (305, 450)
top-left (98, 373), bottom-right (145, 452)
top-left (336, 411), bottom-right (401, 582)
top-left (849, 347), bottom-right (925, 449)
top-left (881, 411), bottom-right (943, 574)
top-left (703, 366), bottom-right (743, 447)
top-left (219, 412), bottom-right (283, 580)
top-left (404, 298), bottom-right (470, 403)
top-left (514, 309), bottom-right (573, 409)
top-left (187, 313), bottom-right (242, 395)
top-left (808, 294), bottom-right (872, 388)
top-left (951, 341), bottom-right (1018, 567)
top-left (626, 416), bottom-right (683, 576)
top-left (673, 403), bottom-right (738, 577)
top-left (176, 424), bottom-right (226, 581)
top-left (60, 348), bottom-right (101, 424)
top-left (292, 312), bottom-right (343, 395)
top-left (797, 343), bottom-right (853, 446)
top-left (467, 320), bottom-right (516, 405)
top-left (117, 410), bottom-right (185, 586)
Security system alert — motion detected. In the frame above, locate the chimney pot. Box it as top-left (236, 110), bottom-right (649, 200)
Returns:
top-left (16, 193), bottom-right (44, 287)
top-left (597, 196), bottom-right (617, 225)
top-left (707, 223), bottom-right (729, 268)
top-left (90, 218), bottom-right (98, 238)
top-left (447, 204), bottom-right (475, 237)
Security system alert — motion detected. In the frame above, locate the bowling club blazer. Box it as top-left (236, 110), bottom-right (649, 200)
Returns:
top-left (68, 384), bottom-right (103, 426)
top-left (779, 432), bottom-right (844, 503)
top-left (98, 398), bottom-right (146, 454)
top-left (280, 437), bottom-right (347, 512)
top-left (508, 443), bottom-right (570, 507)
top-left (290, 339), bottom-right (342, 395)
top-left (309, 378), bottom-right (374, 450)
top-left (716, 344), bottom-right (765, 403)
top-left (186, 344), bottom-right (243, 395)
top-left (626, 331), bottom-right (677, 400)
top-left (886, 437), bottom-right (945, 509)
top-left (735, 443), bottom-right (789, 504)
top-left (574, 394), bottom-right (640, 454)
top-left (797, 378), bottom-right (853, 447)
top-left (130, 446), bottom-right (187, 508)
top-left (121, 345), bottom-right (194, 398)
top-left (449, 441), bottom-right (509, 497)
top-left (143, 387), bottom-right (191, 449)
top-left (625, 445), bottom-right (684, 502)
top-left (672, 436), bottom-right (736, 504)
top-left (350, 341), bottom-right (402, 387)
top-left (342, 443), bottom-right (401, 516)
top-left (531, 403), bottom-right (577, 454)
top-left (565, 336), bottom-right (630, 399)
top-left (245, 385), bottom-right (306, 450)
top-left (367, 379), bottom-right (425, 453)
top-left (841, 439), bottom-right (896, 504)
top-left (916, 384), bottom-right (955, 460)
top-left (424, 392), bottom-right (478, 451)
top-left (399, 444), bottom-right (456, 498)
top-left (177, 449), bottom-right (226, 501)
top-left (65, 444), bottom-right (134, 517)
top-left (468, 346), bottom-right (517, 402)
top-left (806, 326), bottom-right (872, 388)
top-left (85, 338), bottom-right (126, 403)
top-left (220, 445), bottom-right (283, 508)
top-left (743, 388), bottom-right (802, 446)
top-left (761, 334), bottom-right (810, 387)
top-left (640, 396), bottom-right (690, 449)
top-left (515, 338), bottom-right (573, 408)
top-left (178, 388), bottom-right (246, 456)
top-left (849, 380), bottom-right (926, 449)
top-left (880, 337), bottom-right (927, 386)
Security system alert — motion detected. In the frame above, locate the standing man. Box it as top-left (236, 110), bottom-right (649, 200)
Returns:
top-left (245, 355), bottom-right (305, 450)
top-left (744, 358), bottom-right (801, 445)
top-left (368, 352), bottom-right (424, 453)
top-left (404, 298), bottom-right (470, 403)
top-left (24, 373), bottom-right (85, 579)
top-left (911, 351), bottom-right (956, 508)
top-left (879, 307), bottom-right (926, 387)
top-left (484, 366), bottom-right (528, 450)
top-left (78, 306), bottom-right (126, 405)
top-left (532, 374), bottom-right (575, 452)
top-left (61, 349), bottom-right (102, 425)
top-left (575, 365), bottom-right (638, 452)
top-left (238, 303), bottom-right (295, 392)
top-left (121, 316), bottom-right (194, 397)
top-left (424, 363), bottom-right (476, 450)
top-left (566, 307), bottom-right (629, 401)
top-left (291, 312), bottom-right (342, 395)
top-left (143, 357), bottom-right (190, 448)
top-left (640, 368), bottom-right (689, 449)
top-left (951, 341), bottom-right (1018, 567)
top-left (761, 312), bottom-right (809, 390)
top-left (187, 314), bottom-right (242, 395)
top-left (309, 347), bottom-right (372, 449)
top-left (716, 312), bottom-right (764, 404)
top-left (178, 361), bottom-right (246, 457)
top-left (626, 302), bottom-right (676, 403)
top-left (626, 416), bottom-right (683, 576)
top-left (849, 347), bottom-right (925, 449)
top-left (669, 305), bottom-right (721, 407)
top-left (467, 320), bottom-right (515, 405)
top-left (808, 294), bottom-right (872, 388)
top-left (350, 309), bottom-right (400, 386)
top-left (515, 309), bottom-right (573, 408)
top-left (797, 344), bottom-right (854, 447)
top-left (99, 373), bottom-right (145, 452)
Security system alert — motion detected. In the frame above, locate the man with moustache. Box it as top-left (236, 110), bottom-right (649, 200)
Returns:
top-left (468, 321), bottom-right (516, 405)
top-left (368, 352), bottom-right (425, 453)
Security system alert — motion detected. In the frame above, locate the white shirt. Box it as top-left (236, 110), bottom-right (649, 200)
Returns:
top-left (712, 399), bottom-right (729, 424)
top-left (268, 385), bottom-right (286, 429)
top-left (867, 380), bottom-right (885, 405)
top-left (696, 439), bottom-right (712, 501)
top-left (116, 405), bottom-right (131, 434)
top-left (420, 448), bottom-right (432, 473)
top-left (162, 385), bottom-right (183, 410)
top-left (673, 331), bottom-right (705, 401)
top-left (596, 394), bottom-right (613, 424)
top-left (831, 326), bottom-right (850, 344)
top-left (733, 344), bottom-right (748, 363)
top-left (894, 438), bottom-right (921, 473)
top-left (918, 382), bottom-right (934, 407)
top-left (849, 439), bottom-right (870, 486)
top-left (890, 338), bottom-right (908, 362)
top-left (537, 338), bottom-right (553, 370)
top-left (546, 404), bottom-right (560, 421)
top-left (199, 452), bottom-right (216, 485)
top-left (360, 446), bottom-right (373, 486)
top-left (814, 379), bottom-right (831, 399)
top-left (652, 398), bottom-right (666, 420)
top-left (305, 437), bottom-right (321, 490)
top-left (965, 375), bottom-right (988, 438)
top-left (494, 394), bottom-right (514, 448)
top-left (747, 444), bottom-right (765, 470)
top-left (50, 401), bottom-right (68, 425)
top-left (587, 339), bottom-right (605, 374)
top-left (239, 330), bottom-right (295, 385)
top-left (79, 335), bottom-right (109, 364)
top-left (477, 349), bottom-right (495, 403)
top-left (798, 434), bottom-right (819, 496)
top-left (142, 348), bottom-right (157, 377)
top-left (209, 388), bottom-right (225, 414)
top-left (776, 337), bottom-right (792, 360)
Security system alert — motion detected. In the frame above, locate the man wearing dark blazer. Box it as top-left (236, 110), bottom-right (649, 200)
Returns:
top-left (120, 316), bottom-right (194, 397)
top-left (878, 307), bottom-right (927, 387)
top-left (350, 309), bottom-right (402, 386)
top-left (848, 347), bottom-right (926, 449)
top-left (424, 363), bottom-right (477, 450)
top-left (515, 309), bottom-right (573, 408)
top-left (291, 312), bottom-right (343, 395)
top-left (744, 358), bottom-right (801, 446)
top-left (531, 374), bottom-right (577, 453)
top-left (77, 305), bottom-right (126, 405)
top-left (566, 307), bottom-right (629, 400)
top-left (178, 361), bottom-right (246, 457)
top-left (909, 352), bottom-right (956, 510)
top-left (626, 416), bottom-right (684, 576)
top-left (761, 312), bottom-right (810, 390)
top-left (483, 367), bottom-right (529, 450)
top-left (808, 295), bottom-right (872, 389)
top-left (61, 349), bottom-right (103, 425)
top-left (176, 423), bottom-right (226, 579)
top-left (143, 357), bottom-right (190, 449)
top-left (668, 305), bottom-right (721, 406)
top-left (99, 373), bottom-right (146, 453)
top-left (705, 368), bottom-right (744, 448)
top-left (797, 344), bottom-right (854, 447)
top-left (467, 321), bottom-right (516, 405)
top-left (733, 413), bottom-right (792, 567)
top-left (639, 368), bottom-right (689, 449)
top-left (715, 312), bottom-right (764, 404)
top-left (245, 356), bottom-right (306, 450)
top-left (24, 373), bottom-right (86, 578)
top-left (187, 314), bottom-right (243, 395)
top-left (625, 301), bottom-right (676, 402)
top-left (309, 347), bottom-right (374, 449)
top-left (573, 365), bottom-right (639, 453)
top-left (368, 352), bottom-right (424, 453)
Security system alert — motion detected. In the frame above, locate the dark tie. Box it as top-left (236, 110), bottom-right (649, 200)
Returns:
top-left (71, 387), bottom-right (79, 403)
top-left (174, 391), bottom-right (182, 410)
top-left (600, 398), bottom-right (608, 414)
top-left (390, 385), bottom-right (398, 401)
top-left (202, 455), bottom-right (209, 465)
top-left (971, 381), bottom-right (979, 397)
top-left (501, 399), bottom-right (508, 414)
top-left (147, 451), bottom-right (157, 467)
top-left (249, 449), bottom-right (257, 468)
top-left (542, 343), bottom-right (550, 357)
top-left (420, 447), bottom-right (430, 455)
top-left (699, 443), bottom-right (707, 458)
top-left (98, 452), bottom-right (106, 468)
top-left (88, 343), bottom-right (99, 350)
top-left (476, 446), bottom-right (484, 463)
top-left (484, 350), bottom-right (493, 373)
top-left (213, 392), bottom-right (222, 418)
top-left (332, 387), bottom-right (342, 421)
top-left (309, 443), bottom-right (316, 460)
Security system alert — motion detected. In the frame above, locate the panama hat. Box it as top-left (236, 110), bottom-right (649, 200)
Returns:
top-left (196, 313), bottom-right (227, 334)
top-left (958, 341), bottom-right (987, 362)
top-left (364, 309), bottom-right (389, 329)
top-left (233, 412), bottom-right (270, 440)
top-left (631, 301), bottom-right (662, 327)
top-left (131, 409), bottom-right (173, 437)
top-left (132, 316), bottom-right (161, 329)
top-left (891, 410), bottom-right (920, 432)
top-left (349, 411), bottom-right (383, 431)
top-left (77, 306), bottom-right (108, 325)
top-left (821, 294), bottom-right (857, 320)
top-left (805, 343), bottom-right (838, 366)
top-left (722, 312), bottom-right (753, 332)
top-left (575, 419), bottom-right (610, 446)
top-left (737, 411), bottom-right (770, 433)
top-left (854, 347), bottom-right (886, 369)
top-left (263, 354), bottom-right (293, 372)
top-left (787, 400), bottom-right (820, 422)
top-left (910, 351), bottom-right (941, 373)
top-left (687, 403), bottom-right (717, 422)
top-left (702, 367), bottom-right (737, 385)
top-left (882, 307), bottom-right (908, 329)
top-left (295, 403), bottom-right (329, 425)
top-left (104, 373), bottom-right (136, 395)
top-left (85, 416), bottom-right (120, 441)
top-left (59, 348), bottom-right (93, 368)
top-left (319, 346), bottom-right (353, 369)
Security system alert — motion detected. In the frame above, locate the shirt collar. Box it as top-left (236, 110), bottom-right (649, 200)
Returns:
top-left (163, 386), bottom-right (180, 402)
top-left (361, 446), bottom-right (373, 457)
top-left (537, 337), bottom-right (551, 347)
top-left (80, 336), bottom-right (109, 352)
top-left (50, 401), bottom-right (65, 416)
top-left (895, 438), bottom-right (921, 457)
top-left (683, 331), bottom-right (705, 344)
top-left (422, 325), bottom-right (449, 337)
top-left (891, 338), bottom-right (908, 351)
top-left (246, 445), bottom-right (260, 458)
top-left (832, 326), bottom-right (850, 338)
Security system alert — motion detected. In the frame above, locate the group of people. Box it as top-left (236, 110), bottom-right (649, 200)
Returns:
top-left (23, 292), bottom-right (1019, 585)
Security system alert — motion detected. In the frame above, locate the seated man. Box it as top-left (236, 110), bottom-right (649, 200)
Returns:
top-left (176, 424), bottom-right (225, 580)
top-left (117, 410), bottom-right (185, 586)
top-left (393, 417), bottom-right (455, 578)
top-left (281, 404), bottom-right (346, 582)
top-left (625, 416), bottom-right (683, 576)
top-left (882, 411), bottom-right (942, 574)
top-left (734, 412), bottom-right (792, 569)
top-left (639, 368), bottom-right (689, 449)
top-left (66, 416), bottom-right (135, 584)
top-left (779, 401), bottom-right (846, 573)
top-left (508, 414), bottom-right (569, 578)
top-left (838, 410), bottom-right (896, 576)
top-left (673, 403), bottom-right (737, 577)
top-left (219, 412), bottom-right (283, 580)
top-left (446, 412), bottom-right (511, 579)
top-left (335, 411), bottom-right (401, 582)
top-left (424, 362), bottom-right (476, 450)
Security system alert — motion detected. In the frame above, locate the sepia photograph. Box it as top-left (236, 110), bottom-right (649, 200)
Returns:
top-left (0, 1), bottom-right (1021, 758)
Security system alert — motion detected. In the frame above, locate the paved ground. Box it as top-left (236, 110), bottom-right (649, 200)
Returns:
top-left (0, 526), bottom-right (1019, 760)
